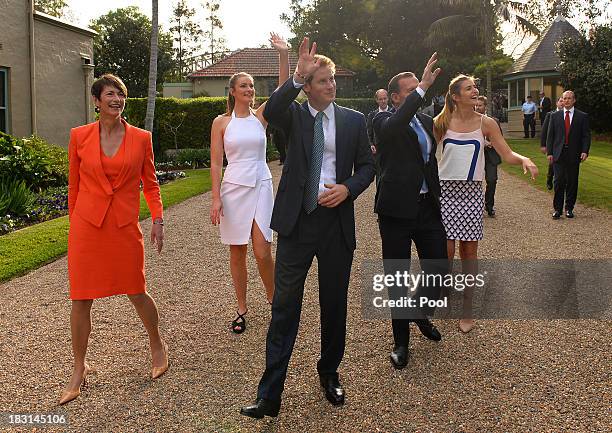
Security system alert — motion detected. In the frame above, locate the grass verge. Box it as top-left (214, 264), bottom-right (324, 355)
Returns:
top-left (503, 139), bottom-right (611, 211)
top-left (0, 169), bottom-right (211, 283)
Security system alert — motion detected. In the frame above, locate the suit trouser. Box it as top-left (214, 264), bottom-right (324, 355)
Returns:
top-left (547, 163), bottom-right (554, 186)
top-left (378, 196), bottom-right (447, 347)
top-left (258, 206), bottom-right (353, 402)
top-left (553, 148), bottom-right (580, 212)
top-left (523, 114), bottom-right (535, 138)
top-left (484, 160), bottom-right (498, 211)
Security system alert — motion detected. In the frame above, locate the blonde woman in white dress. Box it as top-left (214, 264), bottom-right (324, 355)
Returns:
top-left (209, 33), bottom-right (289, 333)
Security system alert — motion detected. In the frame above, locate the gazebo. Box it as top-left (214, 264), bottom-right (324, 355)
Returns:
top-left (502, 12), bottom-right (581, 137)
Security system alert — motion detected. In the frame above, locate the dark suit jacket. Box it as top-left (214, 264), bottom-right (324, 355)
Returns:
top-left (372, 90), bottom-right (441, 219)
top-left (540, 111), bottom-right (554, 148)
top-left (484, 116), bottom-right (502, 166)
top-left (366, 107), bottom-right (388, 147)
top-left (546, 108), bottom-right (591, 162)
top-left (263, 78), bottom-right (376, 250)
top-left (540, 96), bottom-right (552, 117)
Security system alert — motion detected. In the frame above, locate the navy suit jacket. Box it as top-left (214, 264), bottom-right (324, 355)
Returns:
top-left (373, 90), bottom-right (441, 219)
top-left (263, 78), bottom-right (375, 250)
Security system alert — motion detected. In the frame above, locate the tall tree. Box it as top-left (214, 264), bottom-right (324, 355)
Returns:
top-left (90, 7), bottom-right (176, 98)
top-left (281, 0), bottom-right (478, 97)
top-left (428, 1), bottom-right (539, 113)
top-left (557, 24), bottom-right (612, 132)
top-left (170, 0), bottom-right (203, 78)
top-left (203, 0), bottom-right (227, 62)
top-left (145, 0), bottom-right (159, 132)
top-left (34, 0), bottom-right (67, 17)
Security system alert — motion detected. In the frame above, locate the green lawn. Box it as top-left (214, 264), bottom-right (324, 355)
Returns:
top-left (0, 169), bottom-right (211, 283)
top-left (503, 139), bottom-right (612, 211)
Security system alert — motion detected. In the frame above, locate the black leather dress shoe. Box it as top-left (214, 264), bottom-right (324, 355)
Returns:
top-left (415, 319), bottom-right (442, 341)
top-left (319, 375), bottom-right (345, 406)
top-left (240, 398), bottom-right (281, 419)
top-left (552, 211), bottom-right (562, 220)
top-left (566, 209), bottom-right (575, 218)
top-left (486, 207), bottom-right (496, 217)
top-left (390, 345), bottom-right (408, 369)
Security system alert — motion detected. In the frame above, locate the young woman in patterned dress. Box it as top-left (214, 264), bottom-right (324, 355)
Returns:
top-left (433, 75), bottom-right (538, 333)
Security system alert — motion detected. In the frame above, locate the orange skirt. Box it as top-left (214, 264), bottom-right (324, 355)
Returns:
top-left (68, 210), bottom-right (146, 300)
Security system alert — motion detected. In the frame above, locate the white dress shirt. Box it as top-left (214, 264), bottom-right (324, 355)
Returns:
top-left (293, 78), bottom-right (337, 197)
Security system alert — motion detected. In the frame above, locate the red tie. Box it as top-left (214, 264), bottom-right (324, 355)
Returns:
top-left (564, 111), bottom-right (570, 145)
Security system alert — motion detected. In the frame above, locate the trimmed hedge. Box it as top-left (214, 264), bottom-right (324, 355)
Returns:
top-left (124, 96), bottom-right (375, 152)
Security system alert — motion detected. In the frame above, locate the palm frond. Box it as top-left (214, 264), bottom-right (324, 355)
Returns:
top-left (427, 14), bottom-right (479, 46)
top-left (437, 0), bottom-right (479, 7)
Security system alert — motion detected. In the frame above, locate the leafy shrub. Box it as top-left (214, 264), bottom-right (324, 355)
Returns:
top-left (0, 132), bottom-right (68, 191)
top-left (0, 186), bottom-right (68, 235)
top-left (0, 177), bottom-right (36, 217)
top-left (156, 170), bottom-right (186, 185)
top-left (124, 97), bottom-right (374, 152)
top-left (175, 148), bottom-right (210, 169)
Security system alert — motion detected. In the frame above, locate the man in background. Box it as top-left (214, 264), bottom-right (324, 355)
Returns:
top-left (540, 97), bottom-right (564, 190)
top-left (475, 96), bottom-right (502, 217)
top-left (522, 95), bottom-right (537, 138)
top-left (546, 90), bottom-right (590, 219)
top-left (539, 91), bottom-right (552, 125)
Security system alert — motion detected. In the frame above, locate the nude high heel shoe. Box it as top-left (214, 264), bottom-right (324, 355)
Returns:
top-left (459, 319), bottom-right (475, 333)
top-left (151, 340), bottom-right (169, 380)
top-left (59, 364), bottom-right (97, 405)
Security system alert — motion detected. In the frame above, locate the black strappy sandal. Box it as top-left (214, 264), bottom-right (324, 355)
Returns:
top-left (231, 310), bottom-right (247, 334)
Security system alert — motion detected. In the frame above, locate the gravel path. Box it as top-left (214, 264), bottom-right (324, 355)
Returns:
top-left (0, 164), bottom-right (610, 432)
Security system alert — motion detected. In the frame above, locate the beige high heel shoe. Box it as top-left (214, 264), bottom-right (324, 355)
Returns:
top-left (151, 340), bottom-right (169, 380)
top-left (458, 319), bottom-right (475, 333)
top-left (59, 364), bottom-right (97, 405)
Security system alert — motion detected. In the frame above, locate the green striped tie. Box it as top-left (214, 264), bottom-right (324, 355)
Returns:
top-left (303, 111), bottom-right (325, 213)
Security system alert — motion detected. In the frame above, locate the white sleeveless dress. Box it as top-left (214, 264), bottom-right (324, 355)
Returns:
top-left (219, 111), bottom-right (273, 245)
top-left (438, 117), bottom-right (486, 241)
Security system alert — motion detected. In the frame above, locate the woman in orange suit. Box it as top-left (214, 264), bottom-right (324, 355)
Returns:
top-left (60, 74), bottom-right (168, 405)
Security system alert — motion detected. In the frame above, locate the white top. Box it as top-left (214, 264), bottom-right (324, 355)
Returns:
top-left (222, 111), bottom-right (272, 187)
top-left (438, 115), bottom-right (486, 181)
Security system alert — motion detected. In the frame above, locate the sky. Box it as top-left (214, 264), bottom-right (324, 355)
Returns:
top-left (65, 0), bottom-right (608, 58)
top-left (66, 0), bottom-right (293, 50)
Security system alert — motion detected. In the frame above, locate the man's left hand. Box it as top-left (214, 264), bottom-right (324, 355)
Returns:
top-left (580, 152), bottom-right (588, 162)
top-left (319, 183), bottom-right (350, 207)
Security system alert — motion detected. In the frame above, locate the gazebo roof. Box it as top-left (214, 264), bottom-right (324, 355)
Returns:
top-left (504, 14), bottom-right (581, 77)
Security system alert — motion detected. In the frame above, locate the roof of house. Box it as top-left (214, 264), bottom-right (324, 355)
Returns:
top-left (33, 11), bottom-right (97, 38)
top-left (187, 48), bottom-right (355, 79)
top-left (504, 14), bottom-right (581, 77)
top-left (504, 14), bottom-right (583, 77)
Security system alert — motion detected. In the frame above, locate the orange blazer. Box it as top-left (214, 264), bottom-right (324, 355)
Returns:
top-left (68, 119), bottom-right (163, 228)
